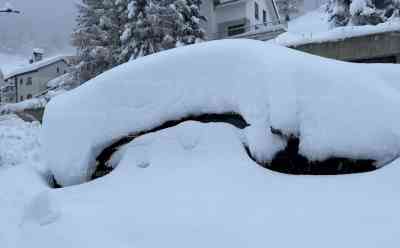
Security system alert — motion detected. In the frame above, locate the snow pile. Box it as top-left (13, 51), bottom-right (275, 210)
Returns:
top-left (0, 98), bottom-right (47, 115)
top-left (43, 39), bottom-right (400, 186)
top-left (44, 40), bottom-right (400, 185)
top-left (17, 122), bottom-right (400, 248)
top-left (0, 115), bottom-right (41, 169)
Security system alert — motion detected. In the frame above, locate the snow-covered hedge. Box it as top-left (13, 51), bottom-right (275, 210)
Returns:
top-left (0, 98), bottom-right (47, 115)
top-left (43, 39), bottom-right (400, 186)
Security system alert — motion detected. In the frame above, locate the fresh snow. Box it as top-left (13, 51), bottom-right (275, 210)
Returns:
top-left (15, 122), bottom-right (400, 248)
top-left (0, 115), bottom-right (47, 247)
top-left (0, 115), bottom-right (42, 169)
top-left (0, 98), bottom-right (47, 115)
top-left (43, 39), bottom-right (400, 186)
top-left (3, 55), bottom-right (69, 80)
top-left (274, 9), bottom-right (400, 47)
top-left (1, 39), bottom-right (400, 248)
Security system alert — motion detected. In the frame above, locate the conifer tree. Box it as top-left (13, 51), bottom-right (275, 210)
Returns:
top-left (72, 0), bottom-right (120, 81)
top-left (120, 0), bottom-right (205, 61)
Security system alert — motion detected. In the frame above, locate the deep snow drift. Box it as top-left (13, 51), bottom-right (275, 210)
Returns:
top-left (43, 39), bottom-right (400, 186)
top-left (0, 115), bottom-right (47, 247)
top-left (18, 122), bottom-right (400, 248)
top-left (0, 115), bottom-right (41, 169)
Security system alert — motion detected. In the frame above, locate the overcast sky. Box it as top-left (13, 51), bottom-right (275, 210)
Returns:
top-left (0, 0), bottom-right (77, 55)
top-left (0, 0), bottom-right (324, 56)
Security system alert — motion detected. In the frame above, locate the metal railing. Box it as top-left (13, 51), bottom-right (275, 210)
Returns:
top-left (207, 20), bottom-right (287, 40)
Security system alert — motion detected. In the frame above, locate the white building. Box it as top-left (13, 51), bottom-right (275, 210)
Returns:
top-left (201, 0), bottom-right (287, 40)
top-left (0, 50), bottom-right (73, 104)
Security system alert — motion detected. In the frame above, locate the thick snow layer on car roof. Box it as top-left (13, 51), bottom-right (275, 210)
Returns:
top-left (43, 39), bottom-right (400, 186)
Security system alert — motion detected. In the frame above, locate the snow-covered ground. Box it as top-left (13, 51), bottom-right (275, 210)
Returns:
top-left (0, 115), bottom-right (47, 247)
top-left (10, 122), bottom-right (400, 248)
top-left (0, 115), bottom-right (41, 169)
top-left (1, 39), bottom-right (400, 248)
top-left (275, 8), bottom-right (400, 46)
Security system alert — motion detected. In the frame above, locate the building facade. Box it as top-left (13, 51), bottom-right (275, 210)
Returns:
top-left (1, 52), bottom-right (72, 104)
top-left (201, 0), bottom-right (286, 40)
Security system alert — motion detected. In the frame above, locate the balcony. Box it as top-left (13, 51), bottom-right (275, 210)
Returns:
top-left (209, 20), bottom-right (287, 41)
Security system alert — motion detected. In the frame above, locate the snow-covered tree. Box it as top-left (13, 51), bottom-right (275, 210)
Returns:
top-left (350, 0), bottom-right (384, 25)
top-left (120, 0), bottom-right (205, 61)
top-left (326, 0), bottom-right (351, 27)
top-left (119, 0), bottom-right (175, 60)
top-left (72, 0), bottom-right (120, 81)
top-left (276, 0), bottom-right (301, 21)
top-left (172, 0), bottom-right (206, 45)
top-left (327, 0), bottom-right (400, 27)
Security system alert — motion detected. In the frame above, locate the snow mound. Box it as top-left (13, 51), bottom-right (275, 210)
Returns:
top-left (0, 115), bottom-right (41, 169)
top-left (43, 39), bottom-right (400, 186)
top-left (0, 98), bottom-right (46, 115)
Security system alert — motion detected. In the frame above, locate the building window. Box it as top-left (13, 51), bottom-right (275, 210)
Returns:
top-left (255, 2), bottom-right (259, 20)
top-left (263, 10), bottom-right (267, 23)
top-left (57, 67), bottom-right (60, 73)
top-left (227, 24), bottom-right (246, 36)
top-left (20, 78), bottom-right (23, 85)
top-left (27, 77), bottom-right (33, 85)
top-left (27, 94), bottom-right (32, 99)
top-left (64, 70), bottom-right (67, 74)
top-left (20, 96), bottom-right (24, 101)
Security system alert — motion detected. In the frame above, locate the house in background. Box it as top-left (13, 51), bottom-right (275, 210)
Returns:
top-left (201, 0), bottom-right (287, 41)
top-left (0, 49), bottom-right (73, 104)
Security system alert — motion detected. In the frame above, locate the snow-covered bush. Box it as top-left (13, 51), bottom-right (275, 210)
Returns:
top-left (42, 39), bottom-right (400, 186)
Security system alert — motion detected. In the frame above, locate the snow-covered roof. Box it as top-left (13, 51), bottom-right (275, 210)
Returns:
top-left (275, 9), bottom-right (400, 47)
top-left (4, 55), bottom-right (69, 80)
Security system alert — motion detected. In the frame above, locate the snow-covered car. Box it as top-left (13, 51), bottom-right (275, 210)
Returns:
top-left (26, 39), bottom-right (400, 248)
top-left (43, 39), bottom-right (400, 186)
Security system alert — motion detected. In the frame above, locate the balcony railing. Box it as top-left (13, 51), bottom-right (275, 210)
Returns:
top-left (208, 20), bottom-right (287, 40)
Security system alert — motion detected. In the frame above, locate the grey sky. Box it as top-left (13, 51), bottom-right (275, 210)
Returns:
top-left (0, 0), bottom-right (77, 55)
top-left (0, 0), bottom-right (324, 56)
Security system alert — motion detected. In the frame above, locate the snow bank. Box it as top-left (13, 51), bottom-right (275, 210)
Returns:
top-left (19, 122), bottom-right (400, 248)
top-left (0, 164), bottom-right (48, 248)
top-left (0, 115), bottom-right (48, 247)
top-left (43, 39), bottom-right (400, 186)
top-left (0, 115), bottom-right (41, 169)
top-left (0, 98), bottom-right (46, 115)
